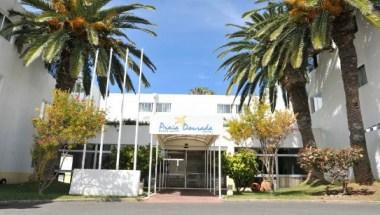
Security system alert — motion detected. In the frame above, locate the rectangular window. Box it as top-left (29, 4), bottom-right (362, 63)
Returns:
top-left (310, 94), bottom-right (323, 113)
top-left (235, 105), bottom-right (242, 114)
top-left (358, 65), bottom-right (368, 87)
top-left (306, 55), bottom-right (318, 73)
top-left (156, 103), bottom-right (171, 112)
top-left (217, 104), bottom-right (232, 114)
top-left (0, 13), bottom-right (12, 41)
top-left (139, 102), bottom-right (153, 112)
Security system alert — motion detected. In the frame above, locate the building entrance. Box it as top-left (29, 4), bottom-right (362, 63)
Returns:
top-left (163, 150), bottom-right (207, 189)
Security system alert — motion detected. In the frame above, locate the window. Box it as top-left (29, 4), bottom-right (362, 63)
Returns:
top-left (310, 94), bottom-right (323, 113)
top-left (306, 55), bottom-right (318, 72)
top-left (0, 13), bottom-right (12, 41)
top-left (217, 104), bottom-right (232, 114)
top-left (358, 65), bottom-right (368, 87)
top-left (156, 103), bottom-right (171, 112)
top-left (235, 105), bottom-right (242, 114)
top-left (139, 102), bottom-right (153, 112)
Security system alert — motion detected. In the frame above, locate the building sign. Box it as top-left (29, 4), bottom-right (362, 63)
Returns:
top-left (150, 115), bottom-right (223, 135)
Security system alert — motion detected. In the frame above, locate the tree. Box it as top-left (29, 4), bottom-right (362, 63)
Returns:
top-left (189, 87), bottom-right (215, 95)
top-left (225, 118), bottom-right (252, 146)
top-left (223, 149), bottom-right (259, 194)
top-left (1, 0), bottom-right (156, 95)
top-left (284, 0), bottom-right (380, 183)
top-left (242, 101), bottom-right (296, 188)
top-left (219, 5), bottom-right (319, 149)
top-left (226, 100), bottom-right (296, 190)
top-left (32, 90), bottom-right (105, 194)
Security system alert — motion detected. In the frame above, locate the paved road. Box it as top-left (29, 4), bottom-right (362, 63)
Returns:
top-left (1, 201), bottom-right (380, 215)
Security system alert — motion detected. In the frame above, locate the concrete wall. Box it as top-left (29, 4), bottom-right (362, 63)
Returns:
top-left (0, 0), bottom-right (55, 183)
top-left (307, 15), bottom-right (380, 179)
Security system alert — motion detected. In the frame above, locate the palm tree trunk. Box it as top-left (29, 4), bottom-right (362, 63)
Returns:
top-left (55, 49), bottom-right (76, 92)
top-left (282, 70), bottom-right (316, 147)
top-left (332, 9), bottom-right (374, 184)
top-left (282, 69), bottom-right (326, 183)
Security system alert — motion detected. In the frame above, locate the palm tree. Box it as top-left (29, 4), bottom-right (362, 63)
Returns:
top-left (219, 4), bottom-right (319, 148)
top-left (218, 4), bottom-right (328, 182)
top-left (190, 87), bottom-right (215, 95)
top-left (1, 0), bottom-right (156, 95)
top-left (285, 0), bottom-right (380, 183)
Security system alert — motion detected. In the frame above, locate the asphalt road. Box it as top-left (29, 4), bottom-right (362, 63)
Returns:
top-left (1, 201), bottom-right (380, 215)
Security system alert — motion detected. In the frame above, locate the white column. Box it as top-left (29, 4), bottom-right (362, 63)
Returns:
top-left (218, 146), bottom-right (222, 199)
top-left (93, 144), bottom-right (98, 169)
top-left (213, 149), bottom-right (216, 195)
top-left (148, 135), bottom-right (154, 196)
top-left (81, 49), bottom-right (99, 169)
top-left (98, 48), bottom-right (113, 169)
top-left (275, 154), bottom-right (280, 191)
top-left (116, 49), bottom-right (129, 170)
top-left (133, 49), bottom-right (144, 170)
top-left (154, 140), bottom-right (159, 193)
top-left (209, 149), bottom-right (212, 192)
top-left (81, 144), bottom-right (87, 169)
top-left (206, 150), bottom-right (208, 189)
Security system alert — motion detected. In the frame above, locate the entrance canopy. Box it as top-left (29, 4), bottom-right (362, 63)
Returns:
top-left (150, 115), bottom-right (224, 149)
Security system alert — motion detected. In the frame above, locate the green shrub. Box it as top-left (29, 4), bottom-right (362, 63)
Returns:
top-left (223, 149), bottom-right (259, 194)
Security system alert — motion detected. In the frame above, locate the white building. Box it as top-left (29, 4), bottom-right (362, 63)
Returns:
top-left (72, 93), bottom-right (304, 191)
top-left (0, 0), bottom-right (55, 183)
top-left (307, 15), bottom-right (380, 180)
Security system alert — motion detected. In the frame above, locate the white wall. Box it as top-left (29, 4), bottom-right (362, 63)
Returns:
top-left (0, 0), bottom-right (55, 183)
top-left (307, 15), bottom-right (380, 179)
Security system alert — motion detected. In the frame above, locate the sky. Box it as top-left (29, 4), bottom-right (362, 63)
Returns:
top-left (109, 0), bottom-right (256, 95)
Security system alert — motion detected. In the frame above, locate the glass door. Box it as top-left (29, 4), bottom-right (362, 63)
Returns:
top-left (165, 151), bottom-right (186, 188)
top-left (186, 151), bottom-right (205, 188)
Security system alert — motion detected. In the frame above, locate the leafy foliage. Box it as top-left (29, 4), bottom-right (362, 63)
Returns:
top-left (1, 0), bottom-right (156, 94)
top-left (32, 90), bottom-right (106, 194)
top-left (242, 100), bottom-right (296, 184)
top-left (226, 118), bottom-right (252, 146)
top-left (298, 147), bottom-right (364, 193)
top-left (223, 149), bottom-right (259, 194)
top-left (189, 87), bottom-right (215, 95)
top-left (108, 145), bottom-right (160, 181)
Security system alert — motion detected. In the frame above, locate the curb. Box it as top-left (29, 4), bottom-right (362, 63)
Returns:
top-left (225, 198), bottom-right (380, 204)
top-left (0, 197), bottom-right (142, 205)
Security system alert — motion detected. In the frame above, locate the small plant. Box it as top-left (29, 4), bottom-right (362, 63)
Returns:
top-left (298, 147), bottom-right (364, 194)
top-left (32, 90), bottom-right (105, 194)
top-left (223, 149), bottom-right (259, 194)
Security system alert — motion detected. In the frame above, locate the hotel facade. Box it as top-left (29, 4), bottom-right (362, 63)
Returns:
top-left (0, 0), bottom-right (380, 193)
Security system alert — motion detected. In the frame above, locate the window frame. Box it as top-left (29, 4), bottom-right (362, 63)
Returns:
top-left (358, 64), bottom-right (368, 87)
top-left (217, 104), bottom-right (233, 114)
top-left (139, 102), bottom-right (154, 112)
top-left (156, 103), bottom-right (171, 113)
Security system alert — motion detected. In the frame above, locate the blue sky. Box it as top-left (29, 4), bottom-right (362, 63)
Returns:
top-left (110, 0), bottom-right (255, 95)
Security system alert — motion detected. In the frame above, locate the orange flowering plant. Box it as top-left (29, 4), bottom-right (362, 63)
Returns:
top-left (32, 90), bottom-right (105, 194)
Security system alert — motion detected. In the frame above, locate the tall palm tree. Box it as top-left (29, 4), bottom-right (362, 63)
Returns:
top-left (219, 4), bottom-right (320, 148)
top-left (189, 87), bottom-right (215, 95)
top-left (1, 0), bottom-right (157, 95)
top-left (285, 0), bottom-right (380, 183)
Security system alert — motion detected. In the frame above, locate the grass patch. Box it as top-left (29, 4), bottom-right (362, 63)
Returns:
top-left (0, 182), bottom-right (139, 202)
top-left (227, 182), bottom-right (380, 201)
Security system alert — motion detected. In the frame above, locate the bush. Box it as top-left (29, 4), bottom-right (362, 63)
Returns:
top-left (223, 149), bottom-right (259, 194)
top-left (298, 147), bottom-right (363, 194)
top-left (32, 90), bottom-right (105, 194)
top-left (108, 145), bottom-right (160, 182)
